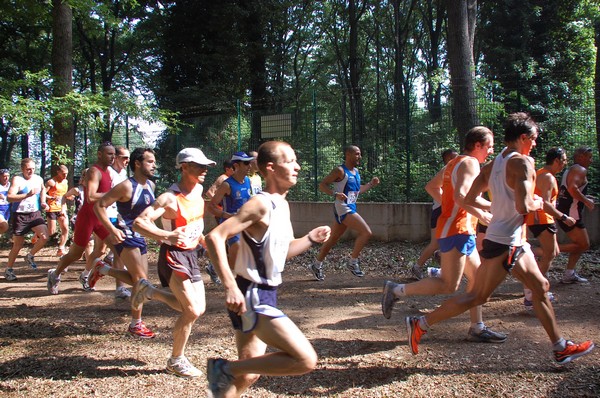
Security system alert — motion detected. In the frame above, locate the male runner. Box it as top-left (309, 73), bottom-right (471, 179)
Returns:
top-left (205, 140), bottom-right (331, 398)
top-left (310, 145), bottom-right (379, 280)
top-left (131, 147), bottom-right (215, 377)
top-left (45, 164), bottom-right (70, 257)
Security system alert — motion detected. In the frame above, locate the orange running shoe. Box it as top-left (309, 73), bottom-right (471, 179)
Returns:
top-left (406, 316), bottom-right (427, 355)
top-left (128, 321), bottom-right (155, 339)
top-left (554, 340), bottom-right (595, 364)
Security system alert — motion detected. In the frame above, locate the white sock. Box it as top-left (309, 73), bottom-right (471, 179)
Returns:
top-left (392, 283), bottom-right (406, 296)
top-left (81, 269), bottom-right (90, 277)
top-left (350, 257), bottom-right (358, 265)
top-left (314, 260), bottom-right (323, 267)
top-left (523, 288), bottom-right (533, 301)
top-left (553, 337), bottom-right (567, 351)
top-left (130, 318), bottom-right (141, 328)
top-left (564, 269), bottom-right (574, 277)
top-left (471, 322), bottom-right (485, 333)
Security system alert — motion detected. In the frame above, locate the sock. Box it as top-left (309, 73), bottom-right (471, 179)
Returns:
top-left (99, 264), bottom-right (110, 275)
top-left (553, 337), bottom-right (567, 351)
top-left (7, 268), bottom-right (13, 272)
top-left (419, 316), bottom-right (430, 331)
top-left (170, 355), bottom-right (185, 363)
top-left (564, 269), bottom-right (574, 277)
top-left (523, 288), bottom-right (533, 301)
top-left (81, 269), bottom-right (90, 277)
top-left (130, 318), bottom-right (142, 328)
top-left (350, 257), bottom-right (359, 265)
top-left (392, 283), bottom-right (406, 297)
top-left (470, 322), bottom-right (485, 333)
top-left (314, 259), bottom-right (323, 268)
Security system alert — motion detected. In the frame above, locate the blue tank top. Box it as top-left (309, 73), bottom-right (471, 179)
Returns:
top-left (333, 165), bottom-right (361, 216)
top-left (221, 176), bottom-right (252, 223)
top-left (116, 177), bottom-right (155, 239)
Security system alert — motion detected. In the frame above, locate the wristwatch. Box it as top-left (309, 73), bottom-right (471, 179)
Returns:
top-left (560, 214), bottom-right (568, 222)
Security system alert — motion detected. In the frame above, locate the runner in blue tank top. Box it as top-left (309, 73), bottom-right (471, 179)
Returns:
top-left (309, 145), bottom-right (379, 280)
top-left (208, 151), bottom-right (254, 266)
top-left (92, 148), bottom-right (169, 339)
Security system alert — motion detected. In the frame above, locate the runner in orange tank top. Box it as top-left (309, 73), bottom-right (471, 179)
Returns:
top-left (523, 148), bottom-right (575, 309)
top-left (383, 126), bottom-right (506, 345)
top-left (131, 147), bottom-right (216, 378)
top-left (45, 164), bottom-right (70, 257)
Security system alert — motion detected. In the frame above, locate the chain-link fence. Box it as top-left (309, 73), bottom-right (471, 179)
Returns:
top-left (147, 87), bottom-right (598, 202)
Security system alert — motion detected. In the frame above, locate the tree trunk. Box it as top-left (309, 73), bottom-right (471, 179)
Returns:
top-left (51, 0), bottom-right (73, 169)
top-left (447, 0), bottom-right (478, 144)
top-left (595, 17), bottom-right (600, 153)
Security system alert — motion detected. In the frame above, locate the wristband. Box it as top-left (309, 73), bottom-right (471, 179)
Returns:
top-left (561, 214), bottom-right (568, 222)
top-left (333, 191), bottom-right (338, 197)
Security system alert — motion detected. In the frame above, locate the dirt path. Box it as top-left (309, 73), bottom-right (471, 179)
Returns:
top-left (0, 242), bottom-right (598, 397)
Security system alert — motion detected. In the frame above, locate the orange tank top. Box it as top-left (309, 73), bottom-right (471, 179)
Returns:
top-left (163, 183), bottom-right (205, 250)
top-left (47, 178), bottom-right (69, 212)
top-left (526, 168), bottom-right (557, 226)
top-left (436, 155), bottom-right (478, 239)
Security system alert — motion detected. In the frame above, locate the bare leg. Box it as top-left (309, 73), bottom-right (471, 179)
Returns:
top-left (168, 275), bottom-right (205, 358)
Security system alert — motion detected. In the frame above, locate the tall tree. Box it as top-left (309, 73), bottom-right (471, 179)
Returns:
top-left (446, 0), bottom-right (478, 141)
top-left (51, 0), bottom-right (73, 169)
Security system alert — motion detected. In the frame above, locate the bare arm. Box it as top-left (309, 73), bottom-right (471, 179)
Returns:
top-left (287, 226), bottom-right (331, 259)
top-left (7, 176), bottom-right (33, 202)
top-left (359, 176), bottom-right (380, 194)
top-left (456, 158), bottom-right (491, 224)
top-left (206, 195), bottom-right (269, 315)
top-left (133, 192), bottom-right (186, 246)
top-left (508, 156), bottom-right (543, 215)
top-left (566, 166), bottom-right (594, 210)
top-left (207, 181), bottom-right (231, 218)
top-left (94, 180), bottom-right (132, 244)
top-left (425, 167), bottom-right (445, 204)
top-left (319, 166), bottom-right (345, 199)
top-left (85, 167), bottom-right (105, 203)
top-left (205, 174), bottom-right (227, 199)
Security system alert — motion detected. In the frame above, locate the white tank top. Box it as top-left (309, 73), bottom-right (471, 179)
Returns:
top-left (234, 192), bottom-right (294, 286)
top-left (485, 148), bottom-right (526, 246)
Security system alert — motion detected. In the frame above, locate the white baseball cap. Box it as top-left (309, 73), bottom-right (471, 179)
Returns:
top-left (175, 148), bottom-right (216, 169)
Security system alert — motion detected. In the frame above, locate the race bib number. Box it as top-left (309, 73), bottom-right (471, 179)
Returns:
top-left (347, 191), bottom-right (358, 204)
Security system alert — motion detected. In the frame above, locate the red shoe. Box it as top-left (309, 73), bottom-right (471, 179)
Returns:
top-left (554, 340), bottom-right (595, 364)
top-left (406, 316), bottom-right (427, 355)
top-left (87, 259), bottom-right (107, 289)
top-left (128, 321), bottom-right (155, 339)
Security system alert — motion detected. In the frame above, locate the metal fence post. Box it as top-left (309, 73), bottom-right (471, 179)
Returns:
top-left (313, 89), bottom-right (318, 200)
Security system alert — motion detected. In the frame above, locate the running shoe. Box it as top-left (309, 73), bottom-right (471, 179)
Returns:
top-left (466, 326), bottom-right (507, 343)
top-left (4, 269), bottom-right (17, 281)
top-left (561, 272), bottom-right (588, 284)
top-left (410, 262), bottom-right (423, 280)
top-left (310, 262), bottom-right (325, 281)
top-left (47, 269), bottom-right (61, 295)
top-left (87, 259), bottom-right (107, 289)
top-left (427, 267), bottom-right (441, 278)
top-left (115, 286), bottom-right (131, 299)
top-left (347, 260), bottom-right (365, 277)
top-left (381, 280), bottom-right (399, 319)
top-left (132, 278), bottom-right (153, 310)
top-left (524, 292), bottom-right (556, 310)
top-left (128, 320), bottom-right (155, 339)
top-left (207, 358), bottom-right (235, 397)
top-left (205, 263), bottom-right (222, 285)
top-left (30, 235), bottom-right (38, 244)
top-left (406, 316), bottom-right (426, 355)
top-left (554, 340), bottom-right (595, 364)
top-left (79, 273), bottom-right (94, 291)
top-left (166, 356), bottom-right (202, 378)
top-left (25, 253), bottom-right (37, 270)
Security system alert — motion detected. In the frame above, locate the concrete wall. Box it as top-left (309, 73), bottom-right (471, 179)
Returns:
top-left (205, 201), bottom-right (600, 246)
